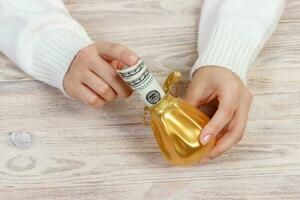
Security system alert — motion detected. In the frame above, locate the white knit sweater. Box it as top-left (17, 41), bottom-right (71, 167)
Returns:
top-left (0, 0), bottom-right (285, 94)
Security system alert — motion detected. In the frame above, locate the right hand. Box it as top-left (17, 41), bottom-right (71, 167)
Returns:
top-left (185, 67), bottom-right (253, 162)
top-left (63, 41), bottom-right (139, 108)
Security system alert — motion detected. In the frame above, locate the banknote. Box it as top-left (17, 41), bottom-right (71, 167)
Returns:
top-left (117, 59), bottom-right (165, 107)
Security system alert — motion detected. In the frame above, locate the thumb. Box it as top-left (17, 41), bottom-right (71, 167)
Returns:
top-left (95, 41), bottom-right (139, 66)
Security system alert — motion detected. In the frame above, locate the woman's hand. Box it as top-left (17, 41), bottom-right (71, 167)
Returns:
top-left (63, 41), bottom-right (139, 108)
top-left (185, 66), bottom-right (253, 162)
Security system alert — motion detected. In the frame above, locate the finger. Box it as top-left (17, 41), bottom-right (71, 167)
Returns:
top-left (207, 97), bottom-right (252, 159)
top-left (185, 80), bottom-right (210, 107)
top-left (216, 125), bottom-right (228, 140)
top-left (73, 83), bottom-right (105, 108)
top-left (199, 157), bottom-right (210, 165)
top-left (91, 57), bottom-right (132, 98)
top-left (101, 55), bottom-right (113, 62)
top-left (111, 60), bottom-right (126, 70)
top-left (103, 57), bottom-right (127, 70)
top-left (82, 70), bottom-right (117, 101)
top-left (95, 41), bottom-right (139, 66)
top-left (200, 87), bottom-right (240, 145)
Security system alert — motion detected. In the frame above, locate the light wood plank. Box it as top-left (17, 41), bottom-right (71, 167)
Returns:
top-left (0, 0), bottom-right (300, 199)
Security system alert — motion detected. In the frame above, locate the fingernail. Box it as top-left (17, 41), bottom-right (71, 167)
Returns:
top-left (201, 134), bottom-right (212, 145)
top-left (111, 60), bottom-right (118, 68)
top-left (117, 62), bottom-right (125, 69)
top-left (128, 55), bottom-right (138, 66)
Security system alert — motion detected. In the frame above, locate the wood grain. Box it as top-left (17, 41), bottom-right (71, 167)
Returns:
top-left (0, 0), bottom-right (300, 199)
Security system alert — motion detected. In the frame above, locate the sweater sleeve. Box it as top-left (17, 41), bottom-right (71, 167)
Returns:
top-left (0, 0), bottom-right (93, 94)
top-left (191, 0), bottom-right (286, 82)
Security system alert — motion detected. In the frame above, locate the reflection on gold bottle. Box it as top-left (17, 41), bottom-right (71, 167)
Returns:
top-left (144, 72), bottom-right (216, 166)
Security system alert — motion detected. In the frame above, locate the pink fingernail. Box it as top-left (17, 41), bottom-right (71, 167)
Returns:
top-left (201, 134), bottom-right (212, 145)
top-left (116, 62), bottom-right (125, 69)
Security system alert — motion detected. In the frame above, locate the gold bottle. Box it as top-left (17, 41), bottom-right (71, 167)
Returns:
top-left (144, 72), bottom-right (215, 166)
top-left (118, 59), bottom-right (215, 166)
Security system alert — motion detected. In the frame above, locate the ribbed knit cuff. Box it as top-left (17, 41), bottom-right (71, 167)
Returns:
top-left (190, 21), bottom-right (262, 83)
top-left (30, 20), bottom-right (93, 96)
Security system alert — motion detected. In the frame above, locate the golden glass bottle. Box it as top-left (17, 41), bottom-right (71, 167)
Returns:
top-left (144, 72), bottom-right (215, 166)
top-left (118, 59), bottom-right (215, 166)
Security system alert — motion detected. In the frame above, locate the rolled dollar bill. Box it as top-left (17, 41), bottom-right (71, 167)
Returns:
top-left (117, 59), bottom-right (165, 107)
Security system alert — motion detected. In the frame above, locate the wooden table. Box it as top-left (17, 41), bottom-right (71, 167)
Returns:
top-left (0, 0), bottom-right (299, 199)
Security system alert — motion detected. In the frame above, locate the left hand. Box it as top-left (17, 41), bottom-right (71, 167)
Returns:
top-left (63, 41), bottom-right (138, 108)
top-left (185, 66), bottom-right (253, 163)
